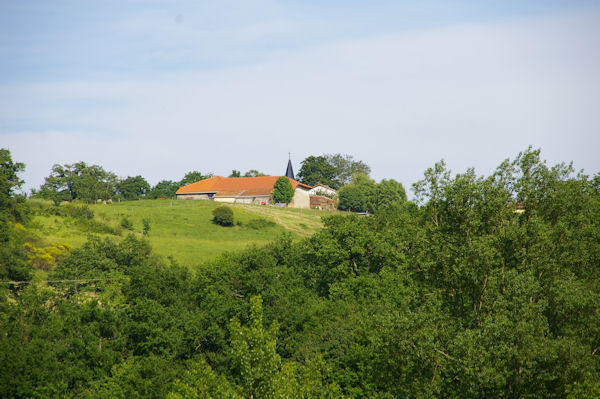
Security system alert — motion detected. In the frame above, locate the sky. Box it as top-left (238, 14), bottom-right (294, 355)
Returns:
top-left (2, 0), bottom-right (600, 195)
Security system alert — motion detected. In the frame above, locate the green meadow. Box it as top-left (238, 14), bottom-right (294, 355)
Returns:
top-left (29, 199), bottom-right (327, 267)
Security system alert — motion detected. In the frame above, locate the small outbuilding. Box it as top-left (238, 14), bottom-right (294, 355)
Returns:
top-left (310, 195), bottom-right (337, 211)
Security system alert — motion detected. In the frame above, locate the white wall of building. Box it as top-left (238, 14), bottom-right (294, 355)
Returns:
top-left (308, 185), bottom-right (337, 197)
top-left (214, 197), bottom-right (236, 203)
top-left (176, 193), bottom-right (212, 200)
top-left (289, 187), bottom-right (311, 209)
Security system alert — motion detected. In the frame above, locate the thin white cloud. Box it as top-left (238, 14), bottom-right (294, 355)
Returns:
top-left (3, 7), bottom-right (600, 194)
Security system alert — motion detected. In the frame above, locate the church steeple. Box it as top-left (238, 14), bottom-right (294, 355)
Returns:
top-left (285, 153), bottom-right (295, 180)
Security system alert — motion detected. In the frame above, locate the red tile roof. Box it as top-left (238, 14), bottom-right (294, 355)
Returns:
top-left (176, 176), bottom-right (311, 197)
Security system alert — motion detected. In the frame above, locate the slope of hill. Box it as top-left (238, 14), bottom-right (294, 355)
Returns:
top-left (29, 199), bottom-right (326, 267)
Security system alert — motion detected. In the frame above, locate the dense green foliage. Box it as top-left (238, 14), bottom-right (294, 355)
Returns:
top-left (180, 171), bottom-right (212, 186)
top-left (149, 172), bottom-right (211, 199)
top-left (325, 153), bottom-right (371, 187)
top-left (337, 173), bottom-right (407, 213)
top-left (116, 175), bottom-right (150, 200)
top-left (271, 177), bottom-right (295, 204)
top-left (147, 172), bottom-right (211, 199)
top-left (2, 147), bottom-right (600, 398)
top-left (36, 162), bottom-right (118, 204)
top-left (298, 156), bottom-right (338, 188)
top-left (212, 206), bottom-right (234, 226)
top-left (0, 149), bottom-right (25, 209)
top-left (148, 180), bottom-right (179, 199)
top-left (298, 153), bottom-right (371, 189)
top-left (0, 149), bottom-right (32, 283)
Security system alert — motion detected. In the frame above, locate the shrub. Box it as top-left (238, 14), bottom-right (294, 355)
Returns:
top-left (23, 242), bottom-right (73, 271)
top-left (212, 206), bottom-right (234, 226)
top-left (142, 218), bottom-right (151, 235)
top-left (121, 217), bottom-right (133, 230)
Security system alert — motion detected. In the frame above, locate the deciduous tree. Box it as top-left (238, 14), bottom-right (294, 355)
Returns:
top-left (297, 156), bottom-right (338, 188)
top-left (37, 162), bottom-right (117, 204)
top-left (180, 171), bottom-right (212, 186)
top-left (271, 177), bottom-right (294, 204)
top-left (149, 180), bottom-right (178, 199)
top-left (244, 170), bottom-right (266, 177)
top-left (298, 154), bottom-right (371, 189)
top-left (116, 175), bottom-right (150, 200)
top-left (337, 173), bottom-right (377, 212)
top-left (0, 148), bottom-right (25, 206)
top-left (325, 153), bottom-right (371, 187)
top-left (0, 149), bottom-right (31, 282)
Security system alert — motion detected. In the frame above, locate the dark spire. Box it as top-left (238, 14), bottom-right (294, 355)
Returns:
top-left (285, 154), bottom-right (295, 179)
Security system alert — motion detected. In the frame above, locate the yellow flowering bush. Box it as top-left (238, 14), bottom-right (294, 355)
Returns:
top-left (23, 242), bottom-right (73, 271)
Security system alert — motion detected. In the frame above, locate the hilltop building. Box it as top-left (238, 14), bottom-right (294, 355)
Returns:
top-left (176, 175), bottom-right (312, 208)
top-left (176, 158), bottom-right (340, 210)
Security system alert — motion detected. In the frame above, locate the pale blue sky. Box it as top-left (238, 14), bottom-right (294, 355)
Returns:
top-left (2, 0), bottom-right (599, 192)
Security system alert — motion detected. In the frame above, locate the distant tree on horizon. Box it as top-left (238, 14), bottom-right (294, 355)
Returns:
top-left (180, 171), bottom-right (212, 186)
top-left (298, 153), bottom-right (371, 189)
top-left (243, 170), bottom-right (266, 177)
top-left (149, 180), bottom-right (179, 198)
top-left (325, 153), bottom-right (371, 187)
top-left (116, 175), bottom-right (150, 200)
top-left (297, 156), bottom-right (338, 188)
top-left (36, 162), bottom-right (117, 204)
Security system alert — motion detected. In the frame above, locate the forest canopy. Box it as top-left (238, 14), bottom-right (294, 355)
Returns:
top-left (1, 147), bottom-right (600, 398)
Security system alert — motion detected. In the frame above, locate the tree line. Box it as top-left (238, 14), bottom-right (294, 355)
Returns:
top-left (31, 163), bottom-right (213, 204)
top-left (1, 147), bottom-right (599, 397)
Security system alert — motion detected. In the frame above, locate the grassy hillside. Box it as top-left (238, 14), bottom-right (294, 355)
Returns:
top-left (29, 199), bottom-right (326, 267)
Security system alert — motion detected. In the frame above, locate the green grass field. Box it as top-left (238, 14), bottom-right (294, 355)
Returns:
top-left (29, 199), bottom-right (328, 267)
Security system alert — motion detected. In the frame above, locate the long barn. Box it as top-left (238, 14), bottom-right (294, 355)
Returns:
top-left (175, 176), bottom-right (312, 208)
